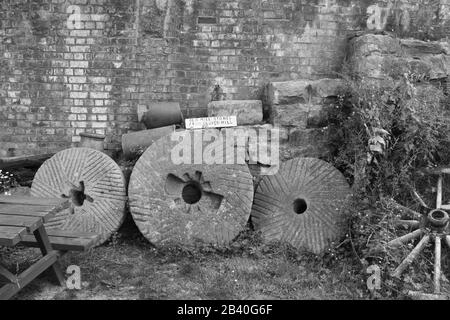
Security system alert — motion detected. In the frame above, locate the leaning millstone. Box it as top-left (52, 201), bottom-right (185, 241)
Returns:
top-left (128, 130), bottom-right (254, 247)
top-left (31, 148), bottom-right (127, 245)
top-left (121, 125), bottom-right (177, 159)
top-left (400, 39), bottom-right (446, 57)
top-left (251, 157), bottom-right (351, 254)
top-left (207, 100), bottom-right (263, 126)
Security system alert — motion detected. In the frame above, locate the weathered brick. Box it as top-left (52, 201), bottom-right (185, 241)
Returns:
top-left (1, 0), bottom-right (449, 157)
top-left (70, 92), bottom-right (88, 99)
top-left (69, 76), bottom-right (87, 84)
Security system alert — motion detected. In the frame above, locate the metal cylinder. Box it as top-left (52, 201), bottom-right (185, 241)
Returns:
top-left (138, 102), bottom-right (184, 129)
top-left (79, 133), bottom-right (106, 152)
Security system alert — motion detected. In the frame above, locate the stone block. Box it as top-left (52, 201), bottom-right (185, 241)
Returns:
top-left (207, 100), bottom-right (263, 126)
top-left (400, 39), bottom-right (446, 57)
top-left (267, 78), bottom-right (345, 107)
top-left (350, 34), bottom-right (402, 57)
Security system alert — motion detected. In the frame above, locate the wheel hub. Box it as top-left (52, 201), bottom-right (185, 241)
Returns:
top-left (428, 209), bottom-right (450, 231)
top-left (387, 171), bottom-right (450, 299)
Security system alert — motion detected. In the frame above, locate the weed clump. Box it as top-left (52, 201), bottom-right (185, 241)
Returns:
top-left (326, 73), bottom-right (450, 298)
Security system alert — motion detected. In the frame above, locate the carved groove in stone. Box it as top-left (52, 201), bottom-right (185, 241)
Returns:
top-left (251, 157), bottom-right (351, 254)
top-left (128, 130), bottom-right (254, 247)
top-left (31, 148), bottom-right (127, 245)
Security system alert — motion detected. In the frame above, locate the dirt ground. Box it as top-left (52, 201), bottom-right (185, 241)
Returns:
top-left (0, 214), bottom-right (368, 301)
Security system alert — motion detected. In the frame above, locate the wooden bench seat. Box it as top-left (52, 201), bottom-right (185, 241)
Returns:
top-left (20, 229), bottom-right (101, 252)
top-left (0, 196), bottom-right (70, 300)
top-left (0, 195), bottom-right (102, 299)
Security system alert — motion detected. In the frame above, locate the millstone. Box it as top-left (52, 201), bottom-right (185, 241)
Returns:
top-left (251, 157), bottom-right (351, 254)
top-left (31, 148), bottom-right (127, 245)
top-left (128, 129), bottom-right (254, 247)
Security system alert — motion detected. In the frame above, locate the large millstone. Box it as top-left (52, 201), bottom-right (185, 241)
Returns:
top-left (31, 148), bottom-right (127, 245)
top-left (251, 157), bottom-right (351, 254)
top-left (128, 129), bottom-right (254, 247)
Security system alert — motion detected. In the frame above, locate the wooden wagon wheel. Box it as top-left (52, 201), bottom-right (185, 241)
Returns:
top-left (387, 168), bottom-right (450, 299)
top-left (31, 148), bottom-right (127, 245)
top-left (251, 157), bottom-right (351, 254)
top-left (128, 130), bottom-right (254, 247)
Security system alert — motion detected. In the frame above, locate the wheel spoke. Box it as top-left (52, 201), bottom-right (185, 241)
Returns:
top-left (392, 235), bottom-right (430, 278)
top-left (407, 291), bottom-right (448, 300)
top-left (445, 236), bottom-right (450, 250)
top-left (394, 220), bottom-right (420, 230)
top-left (436, 175), bottom-right (443, 209)
top-left (435, 236), bottom-right (442, 294)
top-left (388, 229), bottom-right (424, 248)
top-left (391, 203), bottom-right (422, 220)
top-left (412, 189), bottom-right (431, 209)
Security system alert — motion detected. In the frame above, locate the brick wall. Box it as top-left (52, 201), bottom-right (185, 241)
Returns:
top-left (0, 0), bottom-right (449, 156)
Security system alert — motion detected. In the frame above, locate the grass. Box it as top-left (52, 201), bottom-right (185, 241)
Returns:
top-left (1, 215), bottom-right (368, 300)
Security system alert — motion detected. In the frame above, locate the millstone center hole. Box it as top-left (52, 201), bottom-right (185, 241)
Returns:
top-left (71, 189), bottom-right (86, 207)
top-left (69, 181), bottom-right (92, 207)
top-left (182, 182), bottom-right (202, 205)
top-left (293, 198), bottom-right (308, 215)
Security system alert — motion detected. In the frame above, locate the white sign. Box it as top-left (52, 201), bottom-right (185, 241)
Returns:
top-left (185, 116), bottom-right (237, 129)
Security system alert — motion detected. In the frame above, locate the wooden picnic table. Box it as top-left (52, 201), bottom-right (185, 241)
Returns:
top-left (0, 195), bottom-right (69, 300)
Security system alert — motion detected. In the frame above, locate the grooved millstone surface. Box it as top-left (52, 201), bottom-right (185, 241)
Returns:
top-left (251, 157), bottom-right (351, 254)
top-left (128, 130), bottom-right (254, 247)
top-left (31, 148), bottom-right (127, 245)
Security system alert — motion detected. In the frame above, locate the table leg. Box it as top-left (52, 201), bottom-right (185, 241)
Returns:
top-left (0, 252), bottom-right (59, 300)
top-left (0, 264), bottom-right (17, 283)
top-left (33, 225), bottom-right (65, 286)
top-left (0, 264), bottom-right (20, 300)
